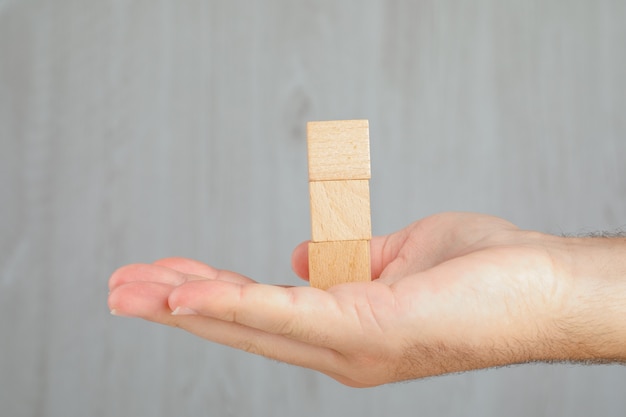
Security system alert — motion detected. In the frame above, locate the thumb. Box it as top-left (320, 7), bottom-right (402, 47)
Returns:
top-left (291, 241), bottom-right (310, 281)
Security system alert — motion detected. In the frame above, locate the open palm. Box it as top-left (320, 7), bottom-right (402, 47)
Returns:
top-left (108, 212), bottom-right (571, 387)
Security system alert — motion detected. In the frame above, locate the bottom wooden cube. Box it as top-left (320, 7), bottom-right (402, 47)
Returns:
top-left (308, 240), bottom-right (371, 290)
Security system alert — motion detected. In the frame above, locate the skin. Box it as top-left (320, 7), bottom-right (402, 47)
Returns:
top-left (108, 212), bottom-right (626, 387)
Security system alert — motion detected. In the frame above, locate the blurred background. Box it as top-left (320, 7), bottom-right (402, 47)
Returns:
top-left (1, 1), bottom-right (625, 416)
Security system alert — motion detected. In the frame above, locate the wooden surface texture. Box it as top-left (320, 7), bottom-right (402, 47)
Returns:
top-left (308, 240), bottom-right (371, 290)
top-left (309, 179), bottom-right (372, 242)
top-left (307, 120), bottom-right (371, 181)
top-left (307, 119), bottom-right (372, 288)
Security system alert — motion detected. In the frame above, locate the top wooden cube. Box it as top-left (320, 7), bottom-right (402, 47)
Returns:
top-left (307, 120), bottom-right (371, 181)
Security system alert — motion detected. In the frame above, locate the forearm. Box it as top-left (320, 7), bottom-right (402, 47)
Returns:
top-left (551, 235), bottom-right (626, 363)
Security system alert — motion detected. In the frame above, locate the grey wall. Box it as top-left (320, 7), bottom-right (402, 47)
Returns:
top-left (2, 1), bottom-right (625, 416)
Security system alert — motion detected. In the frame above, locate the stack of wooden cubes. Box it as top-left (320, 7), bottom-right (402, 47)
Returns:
top-left (306, 120), bottom-right (372, 290)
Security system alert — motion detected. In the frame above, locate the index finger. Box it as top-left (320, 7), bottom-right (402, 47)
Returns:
top-left (167, 280), bottom-right (385, 348)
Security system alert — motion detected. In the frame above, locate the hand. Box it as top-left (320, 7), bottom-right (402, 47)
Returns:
top-left (107, 212), bottom-right (626, 387)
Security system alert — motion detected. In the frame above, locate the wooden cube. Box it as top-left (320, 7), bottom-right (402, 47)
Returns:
top-left (307, 120), bottom-right (371, 181)
top-left (308, 240), bottom-right (371, 290)
top-left (309, 179), bottom-right (371, 242)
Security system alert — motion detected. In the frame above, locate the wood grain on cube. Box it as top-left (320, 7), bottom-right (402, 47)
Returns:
top-left (307, 120), bottom-right (371, 181)
top-left (308, 240), bottom-right (371, 290)
top-left (309, 179), bottom-right (371, 242)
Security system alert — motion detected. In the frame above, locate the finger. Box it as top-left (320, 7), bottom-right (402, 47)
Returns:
top-left (153, 257), bottom-right (255, 284)
top-left (370, 235), bottom-right (398, 279)
top-left (177, 317), bottom-right (345, 378)
top-left (108, 264), bottom-right (192, 291)
top-left (108, 281), bottom-right (176, 321)
top-left (167, 280), bottom-right (377, 348)
top-left (153, 257), bottom-right (218, 275)
top-left (108, 281), bottom-right (351, 382)
top-left (109, 262), bottom-right (253, 294)
top-left (291, 241), bottom-right (310, 280)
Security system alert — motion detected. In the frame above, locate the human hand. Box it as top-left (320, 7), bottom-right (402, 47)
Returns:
top-left (107, 212), bottom-right (626, 387)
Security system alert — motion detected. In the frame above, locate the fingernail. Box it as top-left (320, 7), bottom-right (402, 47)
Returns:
top-left (110, 309), bottom-right (134, 318)
top-left (171, 306), bottom-right (198, 316)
